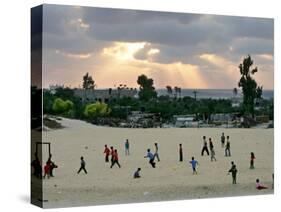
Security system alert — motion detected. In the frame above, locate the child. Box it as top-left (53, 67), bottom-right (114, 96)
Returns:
top-left (144, 149), bottom-right (156, 168)
top-left (179, 144), bottom-right (183, 162)
top-left (154, 143), bottom-right (160, 162)
top-left (133, 168), bottom-right (141, 178)
top-left (256, 179), bottom-right (268, 190)
top-left (125, 139), bottom-right (130, 156)
top-left (250, 152), bottom-right (255, 169)
top-left (43, 162), bottom-right (51, 179)
top-left (228, 164), bottom-right (237, 184)
top-left (77, 156), bottom-right (87, 174)
top-left (225, 136), bottom-right (231, 157)
top-left (111, 149), bottom-right (121, 168)
top-left (221, 132), bottom-right (225, 148)
top-left (103, 145), bottom-right (110, 162)
top-left (201, 136), bottom-right (209, 156)
top-left (110, 146), bottom-right (114, 164)
top-left (209, 138), bottom-right (214, 151)
top-left (211, 148), bottom-right (217, 162)
top-left (189, 156), bottom-right (199, 174)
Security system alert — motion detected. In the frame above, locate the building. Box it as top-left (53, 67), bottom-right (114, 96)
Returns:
top-left (173, 115), bottom-right (197, 127)
top-left (73, 88), bottom-right (138, 103)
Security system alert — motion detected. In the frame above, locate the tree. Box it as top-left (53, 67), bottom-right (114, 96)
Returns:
top-left (52, 98), bottom-right (74, 114)
top-left (166, 85), bottom-right (173, 97)
top-left (233, 87), bottom-right (238, 98)
top-left (137, 74), bottom-right (157, 101)
top-left (84, 102), bottom-right (111, 119)
top-left (238, 55), bottom-right (263, 116)
top-left (193, 90), bottom-right (198, 101)
top-left (82, 72), bottom-right (96, 90)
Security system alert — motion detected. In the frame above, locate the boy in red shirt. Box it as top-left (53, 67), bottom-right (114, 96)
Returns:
top-left (104, 145), bottom-right (110, 162)
top-left (43, 162), bottom-right (51, 179)
top-left (110, 149), bottom-right (121, 168)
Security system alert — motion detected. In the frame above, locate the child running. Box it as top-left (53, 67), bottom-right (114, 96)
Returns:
top-left (144, 149), bottom-right (156, 168)
top-left (250, 152), bottom-right (255, 169)
top-left (110, 149), bottom-right (121, 168)
top-left (77, 156), bottom-right (87, 174)
top-left (201, 136), bottom-right (209, 156)
top-left (209, 138), bottom-right (214, 151)
top-left (189, 156), bottom-right (199, 174)
top-left (154, 143), bottom-right (160, 162)
top-left (103, 145), bottom-right (110, 162)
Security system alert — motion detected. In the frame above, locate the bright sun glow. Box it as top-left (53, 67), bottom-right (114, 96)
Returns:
top-left (102, 42), bottom-right (147, 60)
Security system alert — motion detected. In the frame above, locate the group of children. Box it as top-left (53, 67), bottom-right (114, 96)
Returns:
top-left (33, 133), bottom-right (270, 190)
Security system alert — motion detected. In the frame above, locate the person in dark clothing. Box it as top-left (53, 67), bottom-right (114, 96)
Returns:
top-left (221, 132), bottom-right (225, 148)
top-left (209, 138), bottom-right (214, 151)
top-left (179, 143), bottom-right (183, 162)
top-left (110, 149), bottom-right (121, 168)
top-left (201, 136), bottom-right (209, 156)
top-left (154, 143), bottom-right (160, 162)
top-left (256, 179), bottom-right (268, 190)
top-left (228, 161), bottom-right (237, 184)
top-left (31, 153), bottom-right (42, 178)
top-left (250, 152), bottom-right (255, 169)
top-left (103, 145), bottom-right (110, 162)
top-left (133, 168), bottom-right (141, 178)
top-left (77, 156), bottom-right (87, 174)
top-left (144, 149), bottom-right (156, 168)
top-left (225, 136), bottom-right (231, 157)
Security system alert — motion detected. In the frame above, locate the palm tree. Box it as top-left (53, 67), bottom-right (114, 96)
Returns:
top-left (193, 90), bottom-right (198, 101)
top-left (166, 85), bottom-right (173, 97)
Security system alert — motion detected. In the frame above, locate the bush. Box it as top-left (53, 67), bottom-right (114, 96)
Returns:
top-left (52, 98), bottom-right (74, 114)
top-left (84, 102), bottom-right (111, 119)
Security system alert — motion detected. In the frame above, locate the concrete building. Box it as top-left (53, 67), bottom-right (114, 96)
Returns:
top-left (73, 88), bottom-right (138, 103)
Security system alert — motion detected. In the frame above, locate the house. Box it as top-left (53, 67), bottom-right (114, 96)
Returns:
top-left (173, 115), bottom-right (197, 127)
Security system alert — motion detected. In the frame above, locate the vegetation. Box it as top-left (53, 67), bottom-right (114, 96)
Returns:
top-left (137, 74), bottom-right (157, 101)
top-left (238, 55), bottom-right (263, 116)
top-left (41, 58), bottom-right (273, 127)
top-left (84, 102), bottom-right (111, 119)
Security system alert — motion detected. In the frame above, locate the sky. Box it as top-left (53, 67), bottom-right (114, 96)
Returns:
top-left (42, 4), bottom-right (274, 89)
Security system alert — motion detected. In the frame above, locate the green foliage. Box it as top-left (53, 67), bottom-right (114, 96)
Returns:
top-left (137, 74), bottom-right (157, 101)
top-left (84, 102), bottom-right (111, 119)
top-left (238, 55), bottom-right (263, 115)
top-left (52, 98), bottom-right (74, 114)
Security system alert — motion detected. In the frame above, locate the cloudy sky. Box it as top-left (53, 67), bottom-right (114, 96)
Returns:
top-left (42, 4), bottom-right (274, 89)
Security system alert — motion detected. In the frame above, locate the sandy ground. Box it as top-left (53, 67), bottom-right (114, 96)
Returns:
top-left (33, 118), bottom-right (274, 208)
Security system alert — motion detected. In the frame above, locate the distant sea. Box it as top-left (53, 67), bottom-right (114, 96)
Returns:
top-left (156, 89), bottom-right (274, 100)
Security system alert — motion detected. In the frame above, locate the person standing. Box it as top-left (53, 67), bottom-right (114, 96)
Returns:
top-left (110, 146), bottom-right (114, 164)
top-left (103, 145), bottom-right (110, 162)
top-left (221, 132), bottom-right (225, 148)
top-left (209, 138), bottom-right (214, 151)
top-left (250, 152), bottom-right (255, 169)
top-left (47, 154), bottom-right (57, 177)
top-left (43, 162), bottom-right (51, 179)
top-left (125, 139), bottom-right (130, 156)
top-left (228, 161), bottom-right (237, 184)
top-left (110, 149), bottom-right (121, 168)
top-left (201, 136), bottom-right (209, 156)
top-left (77, 156), bottom-right (87, 174)
top-left (179, 143), bottom-right (183, 162)
top-left (189, 156), bottom-right (199, 174)
top-left (210, 148), bottom-right (217, 162)
top-left (154, 143), bottom-right (160, 162)
top-left (144, 149), bottom-right (156, 168)
top-left (225, 136), bottom-right (231, 157)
